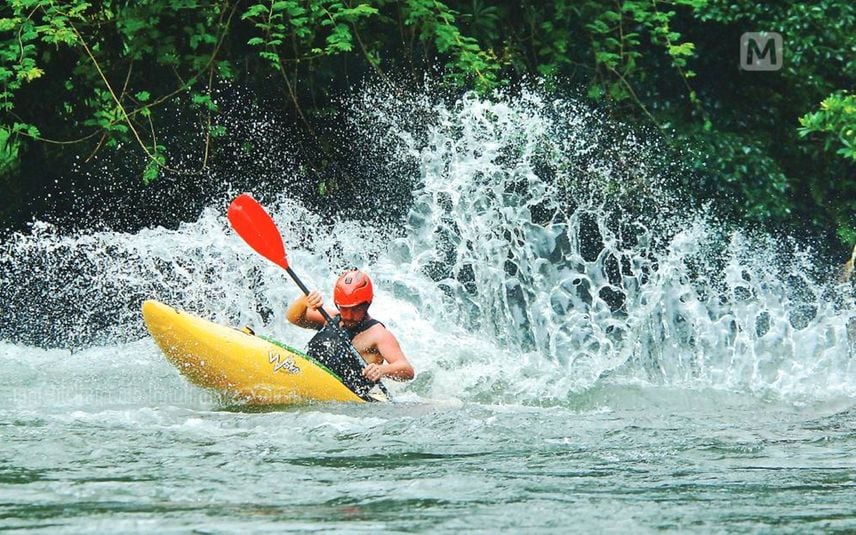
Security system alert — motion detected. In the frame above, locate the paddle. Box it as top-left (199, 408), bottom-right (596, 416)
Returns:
top-left (227, 193), bottom-right (389, 400)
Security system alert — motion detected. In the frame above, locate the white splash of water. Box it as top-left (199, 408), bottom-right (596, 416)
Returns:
top-left (1, 88), bottom-right (853, 406)
top-left (351, 88), bottom-right (855, 401)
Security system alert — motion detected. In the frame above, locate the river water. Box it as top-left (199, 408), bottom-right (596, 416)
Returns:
top-left (2, 90), bottom-right (855, 532)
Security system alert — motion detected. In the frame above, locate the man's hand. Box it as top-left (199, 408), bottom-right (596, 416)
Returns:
top-left (304, 290), bottom-right (323, 310)
top-left (287, 289), bottom-right (327, 329)
top-left (362, 363), bottom-right (386, 382)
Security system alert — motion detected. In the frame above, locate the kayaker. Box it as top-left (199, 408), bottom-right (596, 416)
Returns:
top-left (286, 269), bottom-right (415, 384)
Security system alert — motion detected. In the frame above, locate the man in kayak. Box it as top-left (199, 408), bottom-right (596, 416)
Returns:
top-left (286, 269), bottom-right (415, 384)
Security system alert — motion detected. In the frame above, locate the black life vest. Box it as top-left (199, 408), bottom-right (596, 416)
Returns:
top-left (306, 315), bottom-right (384, 400)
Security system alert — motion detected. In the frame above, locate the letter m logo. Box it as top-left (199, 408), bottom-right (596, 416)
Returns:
top-left (741, 32), bottom-right (783, 71)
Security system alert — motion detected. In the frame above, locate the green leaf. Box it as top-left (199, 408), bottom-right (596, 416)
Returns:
top-left (142, 158), bottom-right (160, 184)
top-left (0, 18), bottom-right (20, 32)
top-left (242, 5), bottom-right (268, 20)
top-left (668, 42), bottom-right (695, 57)
top-left (587, 84), bottom-right (604, 100)
top-left (142, 151), bottom-right (166, 185)
top-left (20, 66), bottom-right (44, 82)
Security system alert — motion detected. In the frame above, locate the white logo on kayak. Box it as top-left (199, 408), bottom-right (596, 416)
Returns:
top-left (269, 351), bottom-right (300, 374)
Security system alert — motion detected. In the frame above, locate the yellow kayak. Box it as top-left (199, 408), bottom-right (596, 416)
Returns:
top-left (142, 300), bottom-right (380, 405)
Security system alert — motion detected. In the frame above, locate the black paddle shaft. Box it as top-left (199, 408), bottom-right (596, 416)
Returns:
top-left (285, 266), bottom-right (390, 398)
top-left (286, 266), bottom-right (338, 324)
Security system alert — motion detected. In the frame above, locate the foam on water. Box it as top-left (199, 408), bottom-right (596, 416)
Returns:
top-left (357, 88), bottom-right (855, 401)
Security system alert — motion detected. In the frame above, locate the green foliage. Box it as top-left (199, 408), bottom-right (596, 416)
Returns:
top-left (241, 0), bottom-right (380, 67)
top-left (683, 128), bottom-right (791, 221)
top-left (142, 146), bottom-right (167, 185)
top-left (0, 1), bottom-right (84, 116)
top-left (510, 2), bottom-right (575, 82)
top-left (0, 0), bottom-right (853, 254)
top-left (798, 91), bottom-right (856, 245)
top-left (240, 1), bottom-right (498, 91)
top-left (402, 0), bottom-right (498, 90)
top-left (0, 0), bottom-right (232, 179)
top-left (0, 127), bottom-right (19, 177)
top-left (799, 92), bottom-right (856, 161)
top-left (557, 1), bottom-right (704, 104)
top-left (208, 124), bottom-right (227, 138)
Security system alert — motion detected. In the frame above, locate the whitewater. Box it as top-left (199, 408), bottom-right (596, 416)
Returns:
top-left (1, 88), bottom-right (854, 532)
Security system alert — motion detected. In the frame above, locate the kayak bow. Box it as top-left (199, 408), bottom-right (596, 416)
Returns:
top-left (142, 300), bottom-right (377, 405)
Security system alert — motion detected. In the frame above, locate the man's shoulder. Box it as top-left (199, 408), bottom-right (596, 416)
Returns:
top-left (363, 320), bottom-right (394, 340)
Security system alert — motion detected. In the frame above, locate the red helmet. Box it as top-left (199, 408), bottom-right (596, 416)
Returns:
top-left (334, 269), bottom-right (373, 308)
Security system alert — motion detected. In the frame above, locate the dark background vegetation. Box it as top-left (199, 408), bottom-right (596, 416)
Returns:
top-left (0, 1), bottom-right (853, 259)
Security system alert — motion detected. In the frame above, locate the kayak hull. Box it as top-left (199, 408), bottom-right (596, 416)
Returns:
top-left (142, 300), bottom-right (364, 405)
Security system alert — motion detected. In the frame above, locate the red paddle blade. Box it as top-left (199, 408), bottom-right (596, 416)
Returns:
top-left (227, 193), bottom-right (289, 269)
